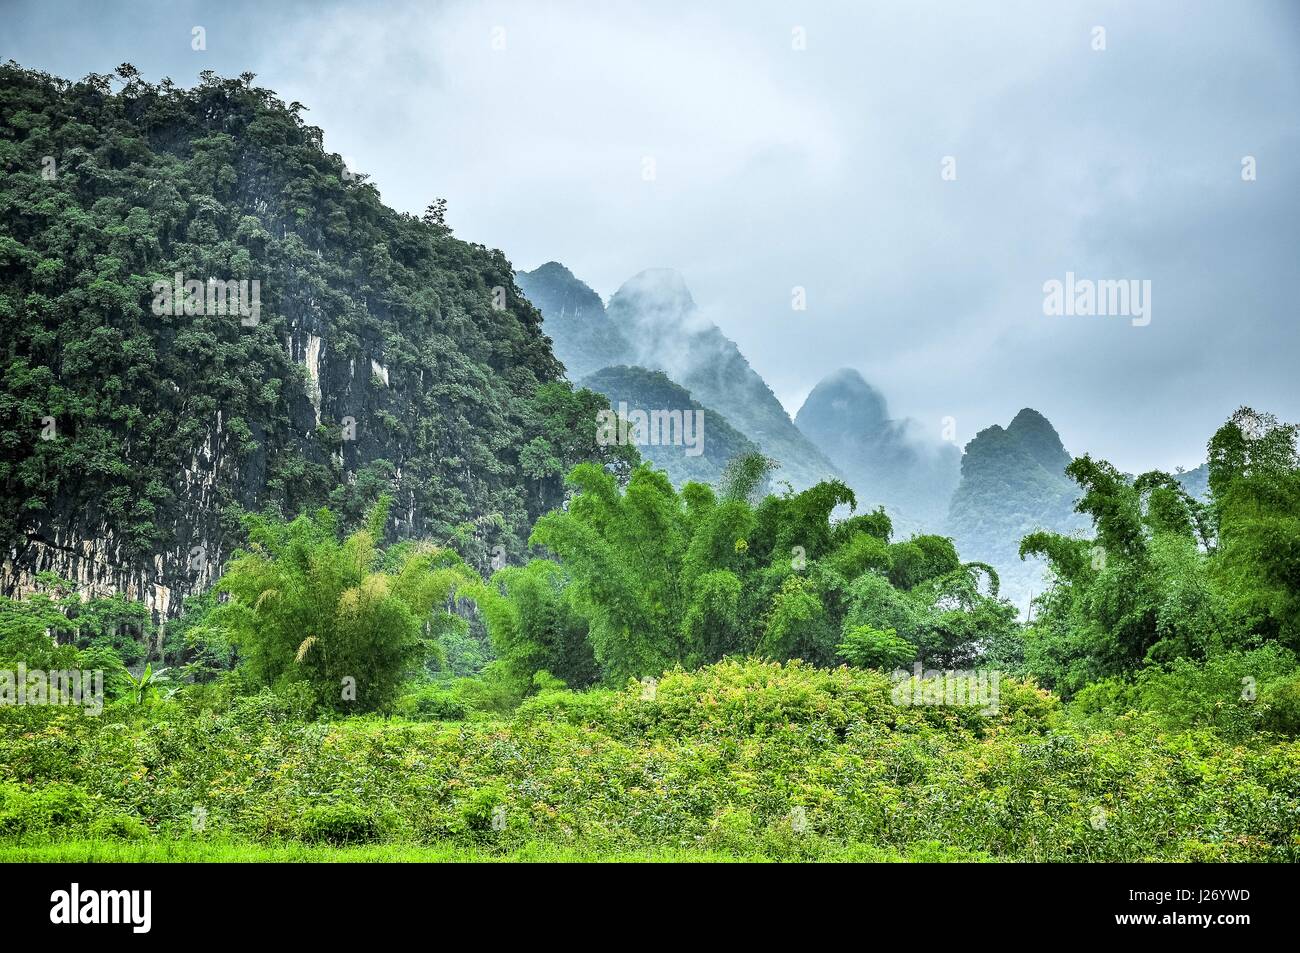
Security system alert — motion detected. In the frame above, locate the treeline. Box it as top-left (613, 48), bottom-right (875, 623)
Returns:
top-left (4, 406), bottom-right (1296, 740)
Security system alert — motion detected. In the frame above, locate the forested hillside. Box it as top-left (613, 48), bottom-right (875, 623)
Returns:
top-left (946, 409), bottom-right (1090, 609)
top-left (0, 64), bottom-right (615, 615)
top-left (580, 365), bottom-right (758, 486)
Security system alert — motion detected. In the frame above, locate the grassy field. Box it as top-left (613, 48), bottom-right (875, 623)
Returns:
top-left (0, 839), bottom-right (987, 863)
top-left (0, 839), bottom-right (754, 863)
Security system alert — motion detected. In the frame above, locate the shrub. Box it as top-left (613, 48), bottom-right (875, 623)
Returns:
top-left (88, 813), bottom-right (149, 840)
top-left (297, 803), bottom-right (383, 845)
top-left (837, 625), bottom-right (915, 669)
top-left (1262, 673), bottom-right (1300, 736)
top-left (1067, 646), bottom-right (1297, 740)
top-left (0, 782), bottom-right (91, 836)
top-left (1, 658), bottom-right (1295, 861)
top-left (394, 684), bottom-right (469, 721)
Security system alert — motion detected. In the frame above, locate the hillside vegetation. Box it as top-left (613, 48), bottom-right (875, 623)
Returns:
top-left (0, 63), bottom-right (616, 605)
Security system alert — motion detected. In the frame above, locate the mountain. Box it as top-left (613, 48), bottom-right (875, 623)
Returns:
top-left (581, 366), bottom-right (759, 486)
top-left (0, 65), bottom-right (593, 616)
top-left (794, 368), bottom-right (960, 533)
top-left (945, 408), bottom-right (1089, 609)
top-left (516, 262), bottom-right (631, 381)
top-left (603, 269), bottom-right (839, 490)
top-left (1175, 462), bottom-right (1210, 501)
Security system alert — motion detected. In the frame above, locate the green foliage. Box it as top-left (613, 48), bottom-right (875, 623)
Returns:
top-left (513, 457), bottom-right (1013, 683)
top-left (2, 658), bottom-right (1296, 861)
top-left (393, 682), bottom-right (470, 721)
top-left (1068, 646), bottom-right (1298, 740)
top-left (1208, 408), bottom-right (1300, 648)
top-left (518, 380), bottom-right (639, 488)
top-left (123, 662), bottom-right (169, 706)
top-left (840, 563), bottom-right (1015, 670)
top-left (213, 497), bottom-right (475, 713)
top-left (297, 802), bottom-right (385, 845)
top-left (1261, 673), bottom-right (1300, 737)
top-left (1021, 408), bottom-right (1300, 696)
top-left (837, 625), bottom-right (914, 669)
top-left (0, 781), bottom-right (90, 836)
top-left (459, 559), bottom-right (597, 701)
top-left (0, 574), bottom-right (148, 675)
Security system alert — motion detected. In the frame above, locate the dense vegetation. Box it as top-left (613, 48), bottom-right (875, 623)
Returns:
top-left (3, 658), bottom-right (1296, 862)
top-left (0, 63), bottom-right (618, 596)
top-left (2, 404), bottom-right (1297, 861)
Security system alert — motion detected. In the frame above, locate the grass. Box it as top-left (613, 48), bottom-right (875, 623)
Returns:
top-left (0, 839), bottom-right (992, 863)
top-left (0, 839), bottom-right (774, 863)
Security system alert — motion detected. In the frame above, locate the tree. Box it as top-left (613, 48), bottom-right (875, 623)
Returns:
top-left (1017, 408), bottom-right (1300, 695)
top-left (460, 559), bottom-right (598, 699)
top-left (837, 625), bottom-right (914, 670)
top-left (501, 454), bottom-right (1004, 683)
top-left (214, 497), bottom-right (475, 712)
top-left (422, 198), bottom-right (448, 229)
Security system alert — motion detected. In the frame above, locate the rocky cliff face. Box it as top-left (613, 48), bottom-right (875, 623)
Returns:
top-left (0, 66), bottom-right (570, 618)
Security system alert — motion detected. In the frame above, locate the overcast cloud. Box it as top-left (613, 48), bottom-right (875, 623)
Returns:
top-left (4, 0), bottom-right (1297, 472)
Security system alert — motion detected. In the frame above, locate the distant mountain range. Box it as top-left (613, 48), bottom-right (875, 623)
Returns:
top-left (944, 409), bottom-right (1090, 608)
top-left (515, 262), bottom-right (630, 381)
top-left (517, 260), bottom-right (1212, 612)
top-left (517, 263), bottom-right (838, 491)
top-left (794, 368), bottom-right (960, 535)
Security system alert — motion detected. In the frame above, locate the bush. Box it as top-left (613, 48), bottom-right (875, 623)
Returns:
top-left (88, 813), bottom-right (149, 840)
top-left (1068, 646), bottom-right (1298, 740)
top-left (1, 659), bottom-right (1296, 861)
top-left (394, 684), bottom-right (469, 721)
top-left (0, 782), bottom-right (91, 836)
top-left (1262, 673), bottom-right (1300, 736)
top-left (297, 802), bottom-right (383, 845)
top-left (837, 625), bottom-right (915, 669)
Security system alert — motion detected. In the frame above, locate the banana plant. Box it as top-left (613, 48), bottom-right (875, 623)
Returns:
top-left (123, 662), bottom-right (170, 705)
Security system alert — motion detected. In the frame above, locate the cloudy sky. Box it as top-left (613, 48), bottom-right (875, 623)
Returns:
top-left (5, 0), bottom-right (1298, 472)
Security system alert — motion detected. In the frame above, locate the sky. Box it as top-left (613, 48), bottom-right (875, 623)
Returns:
top-left (3, 0), bottom-right (1298, 473)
